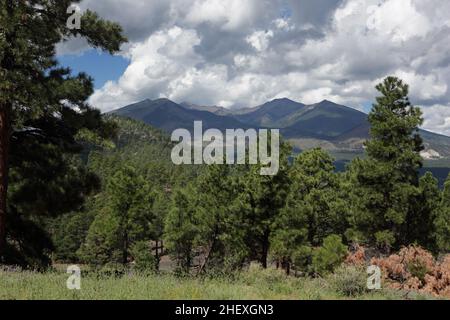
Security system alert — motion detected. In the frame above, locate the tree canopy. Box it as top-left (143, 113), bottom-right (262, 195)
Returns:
top-left (0, 0), bottom-right (127, 265)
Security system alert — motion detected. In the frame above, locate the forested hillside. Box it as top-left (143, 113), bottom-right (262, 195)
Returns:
top-left (50, 115), bottom-right (202, 266)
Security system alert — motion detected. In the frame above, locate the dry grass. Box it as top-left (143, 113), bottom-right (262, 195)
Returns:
top-left (0, 264), bottom-right (430, 300)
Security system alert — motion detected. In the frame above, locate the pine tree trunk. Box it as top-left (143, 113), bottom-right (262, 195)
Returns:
top-left (281, 259), bottom-right (290, 275)
top-left (260, 229), bottom-right (270, 268)
top-left (0, 0), bottom-right (15, 257)
top-left (0, 105), bottom-right (10, 256)
top-left (198, 226), bottom-right (219, 275)
top-left (122, 231), bottom-right (128, 265)
top-left (154, 240), bottom-right (159, 271)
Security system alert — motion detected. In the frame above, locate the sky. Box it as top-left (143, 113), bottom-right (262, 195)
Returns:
top-left (57, 0), bottom-right (450, 135)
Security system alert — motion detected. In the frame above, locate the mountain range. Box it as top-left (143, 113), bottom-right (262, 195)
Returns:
top-left (111, 98), bottom-right (450, 161)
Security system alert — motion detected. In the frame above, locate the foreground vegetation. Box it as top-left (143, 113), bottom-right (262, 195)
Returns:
top-left (0, 265), bottom-right (434, 300)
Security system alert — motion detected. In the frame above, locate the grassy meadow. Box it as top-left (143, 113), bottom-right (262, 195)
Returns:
top-left (0, 265), bottom-right (435, 300)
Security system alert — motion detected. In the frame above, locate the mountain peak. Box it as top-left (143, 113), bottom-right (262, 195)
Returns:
top-left (270, 97), bottom-right (298, 104)
top-left (154, 97), bottom-right (173, 103)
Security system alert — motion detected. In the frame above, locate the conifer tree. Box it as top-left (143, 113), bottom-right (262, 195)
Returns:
top-left (194, 164), bottom-right (248, 273)
top-left (79, 166), bottom-right (155, 266)
top-left (0, 1), bottom-right (126, 258)
top-left (435, 173), bottom-right (450, 252)
top-left (414, 172), bottom-right (441, 251)
top-left (271, 148), bottom-right (348, 273)
top-left (240, 142), bottom-right (292, 268)
top-left (164, 186), bottom-right (198, 273)
top-left (350, 77), bottom-right (424, 251)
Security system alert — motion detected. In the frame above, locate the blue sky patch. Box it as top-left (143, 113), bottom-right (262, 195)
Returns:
top-left (57, 50), bottom-right (129, 89)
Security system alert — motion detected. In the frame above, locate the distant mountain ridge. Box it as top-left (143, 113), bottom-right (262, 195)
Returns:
top-left (112, 98), bottom-right (248, 133)
top-left (110, 98), bottom-right (450, 159)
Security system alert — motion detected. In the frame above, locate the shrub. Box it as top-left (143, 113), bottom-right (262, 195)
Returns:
top-left (370, 246), bottom-right (450, 298)
top-left (241, 263), bottom-right (287, 286)
top-left (329, 265), bottom-right (368, 297)
top-left (291, 245), bottom-right (313, 273)
top-left (130, 241), bottom-right (157, 273)
top-left (345, 244), bottom-right (366, 266)
top-left (311, 235), bottom-right (348, 275)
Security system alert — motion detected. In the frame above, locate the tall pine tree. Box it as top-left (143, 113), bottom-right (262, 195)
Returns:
top-left (0, 1), bottom-right (126, 259)
top-left (240, 142), bottom-right (292, 268)
top-left (350, 77), bottom-right (425, 251)
top-left (164, 186), bottom-right (199, 273)
top-left (79, 166), bottom-right (155, 267)
top-left (194, 164), bottom-right (249, 273)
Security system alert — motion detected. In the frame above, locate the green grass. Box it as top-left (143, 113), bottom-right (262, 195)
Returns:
top-left (0, 265), bottom-right (423, 300)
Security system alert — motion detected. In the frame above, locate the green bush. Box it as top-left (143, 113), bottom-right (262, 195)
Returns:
top-left (292, 245), bottom-right (313, 273)
top-left (311, 235), bottom-right (348, 275)
top-left (130, 241), bottom-right (157, 273)
top-left (329, 265), bottom-right (368, 297)
top-left (407, 260), bottom-right (429, 282)
top-left (241, 263), bottom-right (287, 286)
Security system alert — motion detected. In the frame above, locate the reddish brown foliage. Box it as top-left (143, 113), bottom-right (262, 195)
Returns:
top-left (372, 246), bottom-right (449, 298)
top-left (345, 244), bottom-right (366, 267)
top-left (345, 245), bottom-right (450, 298)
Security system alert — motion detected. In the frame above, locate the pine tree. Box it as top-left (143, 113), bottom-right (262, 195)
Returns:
top-left (105, 166), bottom-right (154, 265)
top-left (350, 77), bottom-right (424, 251)
top-left (271, 148), bottom-right (348, 273)
top-left (435, 173), bottom-right (450, 252)
top-left (151, 190), bottom-right (170, 268)
top-left (414, 172), bottom-right (441, 251)
top-left (78, 206), bottom-right (122, 267)
top-left (51, 210), bottom-right (95, 263)
top-left (79, 166), bottom-right (155, 267)
top-left (311, 234), bottom-right (347, 275)
top-left (164, 187), bottom-right (198, 273)
top-left (194, 164), bottom-right (248, 273)
top-left (240, 142), bottom-right (292, 268)
top-left (0, 1), bottom-right (126, 257)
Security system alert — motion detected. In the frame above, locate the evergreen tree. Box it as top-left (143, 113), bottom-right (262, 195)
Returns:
top-left (0, 1), bottom-right (126, 260)
top-left (349, 77), bottom-right (424, 251)
top-left (311, 234), bottom-right (347, 275)
top-left (164, 187), bottom-right (198, 273)
top-left (80, 166), bottom-right (155, 266)
top-left (240, 142), bottom-right (292, 268)
top-left (414, 172), bottom-right (441, 251)
top-left (78, 207), bottom-right (122, 267)
top-left (51, 210), bottom-right (95, 263)
top-left (105, 166), bottom-right (154, 265)
top-left (435, 173), bottom-right (450, 252)
top-left (151, 190), bottom-right (170, 268)
top-left (194, 164), bottom-right (248, 273)
top-left (271, 148), bottom-right (348, 273)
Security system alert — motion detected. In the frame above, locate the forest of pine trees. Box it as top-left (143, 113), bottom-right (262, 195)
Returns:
top-left (3, 78), bottom-right (449, 277)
